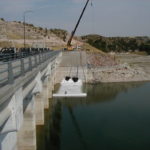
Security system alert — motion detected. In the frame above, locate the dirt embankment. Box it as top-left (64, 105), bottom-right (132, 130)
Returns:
top-left (87, 53), bottom-right (150, 83)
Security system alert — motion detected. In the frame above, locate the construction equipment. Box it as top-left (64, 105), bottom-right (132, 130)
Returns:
top-left (67, 0), bottom-right (90, 51)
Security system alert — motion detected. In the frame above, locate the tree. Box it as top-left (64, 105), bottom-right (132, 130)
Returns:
top-left (0, 18), bottom-right (5, 21)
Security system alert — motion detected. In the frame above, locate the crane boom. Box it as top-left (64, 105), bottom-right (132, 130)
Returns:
top-left (67, 0), bottom-right (90, 49)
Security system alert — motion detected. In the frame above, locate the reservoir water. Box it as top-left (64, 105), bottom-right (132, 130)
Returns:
top-left (37, 82), bottom-right (150, 150)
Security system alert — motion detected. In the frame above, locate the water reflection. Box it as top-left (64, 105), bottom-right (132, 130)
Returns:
top-left (67, 106), bottom-right (88, 150)
top-left (50, 101), bottom-right (62, 150)
top-left (37, 82), bottom-right (150, 150)
top-left (37, 101), bottom-right (62, 150)
top-left (57, 82), bottom-right (145, 106)
top-left (85, 82), bottom-right (145, 103)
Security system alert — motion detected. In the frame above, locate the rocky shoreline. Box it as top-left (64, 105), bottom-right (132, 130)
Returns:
top-left (55, 52), bottom-right (150, 84)
top-left (87, 53), bottom-right (150, 83)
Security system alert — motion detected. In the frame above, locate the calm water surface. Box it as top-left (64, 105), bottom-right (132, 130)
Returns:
top-left (37, 82), bottom-right (150, 150)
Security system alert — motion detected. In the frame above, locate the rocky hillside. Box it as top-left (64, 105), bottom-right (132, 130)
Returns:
top-left (0, 18), bottom-right (82, 49)
top-left (82, 34), bottom-right (150, 54)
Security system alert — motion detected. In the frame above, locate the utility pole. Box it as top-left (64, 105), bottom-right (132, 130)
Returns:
top-left (23, 10), bottom-right (33, 48)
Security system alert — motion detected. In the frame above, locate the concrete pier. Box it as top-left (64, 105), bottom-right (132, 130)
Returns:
top-left (17, 96), bottom-right (36, 150)
top-left (35, 93), bottom-right (44, 125)
top-left (43, 82), bottom-right (49, 109)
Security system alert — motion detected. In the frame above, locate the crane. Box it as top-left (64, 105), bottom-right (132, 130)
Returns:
top-left (67, 0), bottom-right (90, 51)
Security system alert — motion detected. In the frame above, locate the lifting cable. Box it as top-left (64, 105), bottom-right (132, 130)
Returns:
top-left (80, 50), bottom-right (86, 83)
top-left (65, 52), bottom-right (73, 81)
top-left (76, 65), bottom-right (79, 77)
top-left (90, 0), bottom-right (95, 34)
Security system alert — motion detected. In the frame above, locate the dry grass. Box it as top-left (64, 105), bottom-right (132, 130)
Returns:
top-left (0, 41), bottom-right (31, 48)
top-left (0, 41), bottom-right (12, 47)
top-left (51, 45), bottom-right (66, 50)
top-left (131, 51), bottom-right (148, 56)
top-left (7, 33), bottom-right (22, 39)
top-left (51, 43), bottom-right (108, 53)
top-left (14, 43), bottom-right (30, 48)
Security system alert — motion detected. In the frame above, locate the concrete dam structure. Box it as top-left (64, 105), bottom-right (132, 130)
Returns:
top-left (0, 50), bottom-right (62, 150)
top-left (0, 50), bottom-right (87, 150)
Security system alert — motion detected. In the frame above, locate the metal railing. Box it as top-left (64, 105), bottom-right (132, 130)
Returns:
top-left (0, 50), bottom-right (60, 87)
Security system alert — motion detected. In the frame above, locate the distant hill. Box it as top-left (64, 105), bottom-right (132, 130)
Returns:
top-left (2, 18), bottom-right (149, 54)
top-left (81, 34), bottom-right (150, 54)
top-left (50, 29), bottom-right (68, 41)
top-left (0, 18), bottom-right (82, 49)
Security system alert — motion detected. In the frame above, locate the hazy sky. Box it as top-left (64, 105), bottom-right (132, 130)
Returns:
top-left (0, 0), bottom-right (150, 37)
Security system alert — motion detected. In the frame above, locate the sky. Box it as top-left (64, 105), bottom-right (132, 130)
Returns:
top-left (0, 0), bottom-right (150, 37)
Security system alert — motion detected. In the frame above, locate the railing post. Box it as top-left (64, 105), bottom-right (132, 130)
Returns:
top-left (41, 53), bottom-right (44, 63)
top-left (8, 61), bottom-right (14, 84)
top-left (43, 53), bottom-right (45, 62)
top-left (43, 53), bottom-right (45, 61)
top-left (34, 55), bottom-right (37, 67)
top-left (21, 58), bottom-right (25, 75)
top-left (29, 56), bottom-right (32, 71)
top-left (39, 54), bottom-right (41, 64)
top-left (45, 53), bottom-right (46, 60)
top-left (46, 53), bottom-right (48, 60)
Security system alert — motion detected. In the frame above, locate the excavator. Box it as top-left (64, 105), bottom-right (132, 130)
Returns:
top-left (66, 0), bottom-right (90, 51)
